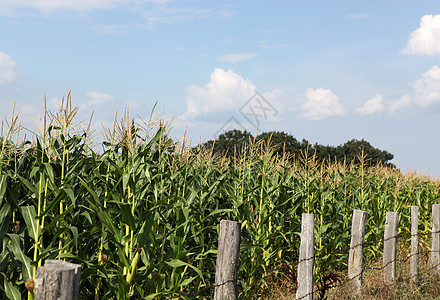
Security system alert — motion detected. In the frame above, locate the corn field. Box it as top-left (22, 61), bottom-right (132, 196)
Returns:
top-left (0, 96), bottom-right (439, 299)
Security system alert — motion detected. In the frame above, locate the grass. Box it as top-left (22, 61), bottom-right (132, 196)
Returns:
top-left (0, 95), bottom-right (439, 299)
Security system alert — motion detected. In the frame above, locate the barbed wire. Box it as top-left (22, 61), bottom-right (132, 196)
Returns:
top-left (163, 228), bottom-right (440, 299)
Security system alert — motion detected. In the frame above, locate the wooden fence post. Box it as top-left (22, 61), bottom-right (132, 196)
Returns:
top-left (383, 211), bottom-right (399, 283)
top-left (410, 206), bottom-right (418, 285)
top-left (214, 220), bottom-right (241, 300)
top-left (348, 210), bottom-right (368, 294)
top-left (296, 213), bottom-right (314, 300)
top-left (432, 204), bottom-right (440, 273)
top-left (34, 260), bottom-right (81, 300)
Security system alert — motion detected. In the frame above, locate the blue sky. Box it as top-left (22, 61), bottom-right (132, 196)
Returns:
top-left (1, 1), bottom-right (440, 176)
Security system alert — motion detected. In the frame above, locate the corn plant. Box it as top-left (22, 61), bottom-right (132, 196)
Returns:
top-left (0, 95), bottom-right (439, 299)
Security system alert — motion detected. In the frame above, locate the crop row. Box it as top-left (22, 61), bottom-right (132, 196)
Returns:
top-left (0, 99), bottom-right (439, 299)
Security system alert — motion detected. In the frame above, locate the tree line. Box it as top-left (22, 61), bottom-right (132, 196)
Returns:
top-left (200, 129), bottom-right (394, 167)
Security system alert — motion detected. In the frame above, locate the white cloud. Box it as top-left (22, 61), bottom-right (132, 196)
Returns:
top-left (410, 65), bottom-right (440, 106)
top-left (0, 51), bottom-right (19, 84)
top-left (384, 65), bottom-right (440, 113)
top-left (300, 88), bottom-right (345, 120)
top-left (401, 14), bottom-right (440, 56)
top-left (217, 53), bottom-right (258, 63)
top-left (388, 94), bottom-right (411, 113)
top-left (183, 68), bottom-right (256, 119)
top-left (356, 94), bottom-right (384, 115)
top-left (80, 92), bottom-right (114, 111)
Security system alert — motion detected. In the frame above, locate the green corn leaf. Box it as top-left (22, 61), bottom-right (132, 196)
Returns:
top-left (117, 247), bottom-right (131, 271)
top-left (4, 278), bottom-right (21, 300)
top-left (43, 162), bottom-right (55, 182)
top-left (166, 259), bottom-right (204, 282)
top-left (118, 202), bottom-right (135, 231)
top-left (80, 210), bottom-right (93, 225)
top-left (180, 276), bottom-right (196, 287)
top-left (97, 210), bottom-right (122, 245)
top-left (207, 208), bottom-right (234, 218)
top-left (79, 177), bottom-right (100, 204)
top-left (136, 217), bottom-right (153, 248)
top-left (0, 202), bottom-right (11, 240)
top-left (0, 249), bottom-right (11, 274)
top-left (69, 226), bottom-right (78, 249)
top-left (0, 174), bottom-right (8, 206)
top-left (136, 127), bottom-right (162, 156)
top-left (40, 205), bottom-right (74, 234)
top-left (64, 188), bottom-right (76, 205)
top-left (38, 191), bottom-right (64, 218)
top-left (18, 176), bottom-right (38, 195)
top-left (122, 172), bottom-right (130, 193)
top-left (29, 166), bottom-right (39, 179)
top-left (21, 205), bottom-right (38, 241)
top-left (7, 233), bottom-right (32, 281)
top-left (144, 293), bottom-right (161, 300)
top-left (57, 252), bottom-right (78, 260)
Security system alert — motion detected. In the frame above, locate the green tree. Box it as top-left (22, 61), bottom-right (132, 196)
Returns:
top-left (202, 129), bottom-right (253, 155)
top-left (255, 131), bottom-right (303, 158)
top-left (201, 130), bottom-right (394, 167)
top-left (334, 139), bottom-right (394, 166)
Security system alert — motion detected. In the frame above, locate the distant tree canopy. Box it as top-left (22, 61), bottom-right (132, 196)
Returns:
top-left (200, 129), bottom-right (394, 167)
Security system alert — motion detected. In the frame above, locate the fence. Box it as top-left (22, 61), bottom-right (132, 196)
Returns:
top-left (33, 204), bottom-right (440, 299)
top-left (292, 204), bottom-right (440, 299)
top-left (34, 260), bottom-right (82, 300)
top-left (166, 204), bottom-right (440, 299)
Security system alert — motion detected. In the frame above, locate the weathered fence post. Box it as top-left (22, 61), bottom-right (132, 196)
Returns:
top-left (432, 204), bottom-right (440, 274)
top-left (214, 220), bottom-right (241, 300)
top-left (296, 213), bottom-right (314, 300)
top-left (34, 260), bottom-right (81, 300)
top-left (348, 209), bottom-right (368, 294)
top-left (383, 211), bottom-right (399, 283)
top-left (410, 206), bottom-right (419, 285)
